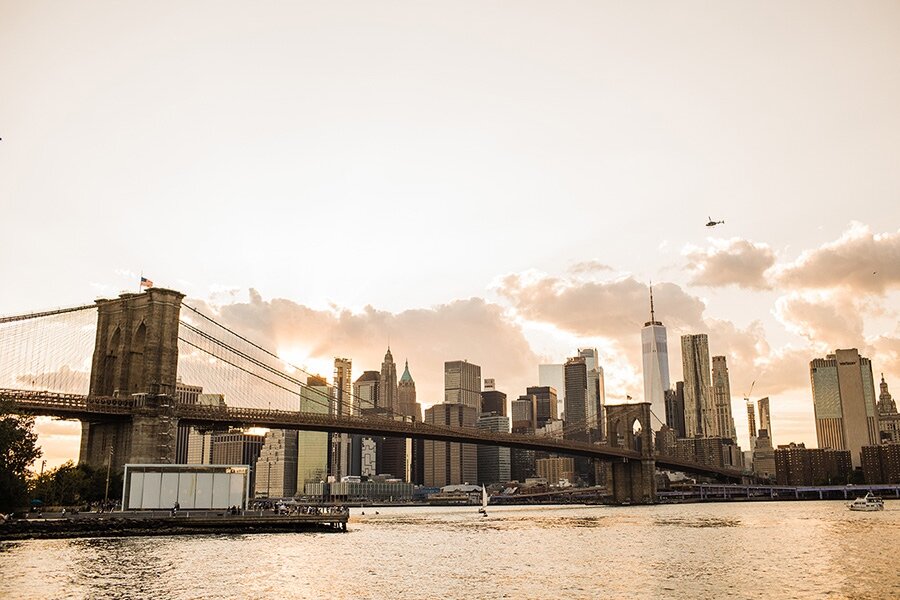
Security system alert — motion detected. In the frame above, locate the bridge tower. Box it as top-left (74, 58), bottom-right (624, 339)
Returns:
top-left (80, 288), bottom-right (185, 471)
top-left (606, 402), bottom-right (656, 504)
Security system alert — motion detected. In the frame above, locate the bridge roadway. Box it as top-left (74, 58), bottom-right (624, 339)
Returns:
top-left (1, 388), bottom-right (743, 481)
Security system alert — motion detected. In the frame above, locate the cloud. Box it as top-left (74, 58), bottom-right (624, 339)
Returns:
top-left (567, 260), bottom-right (614, 275)
top-left (683, 238), bottom-right (775, 289)
top-left (496, 274), bottom-right (706, 338)
top-left (774, 291), bottom-right (865, 348)
top-left (775, 223), bottom-right (900, 294)
top-left (183, 291), bottom-right (541, 411)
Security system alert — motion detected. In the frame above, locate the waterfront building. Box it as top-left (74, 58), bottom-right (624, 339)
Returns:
top-left (476, 414), bottom-right (511, 485)
top-left (481, 386), bottom-right (507, 417)
top-left (444, 360), bottom-right (482, 411)
top-left (536, 457), bottom-right (575, 486)
top-left (423, 403), bottom-right (478, 487)
top-left (210, 431), bottom-right (264, 494)
top-left (664, 382), bottom-right (686, 438)
top-left (304, 479), bottom-right (414, 502)
top-left (711, 356), bottom-right (738, 441)
top-left (398, 360), bottom-right (421, 422)
top-left (641, 286), bottom-right (670, 427)
top-left (671, 436), bottom-right (742, 469)
top-left (752, 429), bottom-right (776, 481)
top-left (254, 429), bottom-right (298, 498)
top-left (298, 375), bottom-right (330, 486)
top-left (861, 443), bottom-right (900, 484)
top-left (877, 374), bottom-right (900, 443)
top-left (681, 334), bottom-right (713, 438)
top-left (810, 349), bottom-right (879, 468)
top-left (775, 442), bottom-right (853, 486)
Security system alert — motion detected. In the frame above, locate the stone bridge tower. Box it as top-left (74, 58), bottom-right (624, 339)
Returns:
top-left (606, 402), bottom-right (657, 504)
top-left (80, 288), bottom-right (185, 472)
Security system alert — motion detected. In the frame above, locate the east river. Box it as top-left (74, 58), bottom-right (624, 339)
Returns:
top-left (2, 501), bottom-right (899, 599)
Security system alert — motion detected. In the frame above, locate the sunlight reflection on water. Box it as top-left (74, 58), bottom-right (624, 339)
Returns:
top-left (2, 502), bottom-right (899, 599)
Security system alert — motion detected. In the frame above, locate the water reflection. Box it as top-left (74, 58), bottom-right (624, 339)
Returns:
top-left (2, 502), bottom-right (898, 599)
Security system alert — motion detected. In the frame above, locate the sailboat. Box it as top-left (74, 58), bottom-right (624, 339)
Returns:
top-left (478, 485), bottom-right (488, 516)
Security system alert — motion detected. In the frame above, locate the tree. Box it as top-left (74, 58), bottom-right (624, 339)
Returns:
top-left (0, 403), bottom-right (42, 512)
top-left (31, 461), bottom-right (123, 507)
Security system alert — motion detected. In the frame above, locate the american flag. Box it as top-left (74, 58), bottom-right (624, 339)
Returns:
top-left (140, 276), bottom-right (153, 288)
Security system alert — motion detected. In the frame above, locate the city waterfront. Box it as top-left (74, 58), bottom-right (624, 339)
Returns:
top-left (2, 502), bottom-right (898, 599)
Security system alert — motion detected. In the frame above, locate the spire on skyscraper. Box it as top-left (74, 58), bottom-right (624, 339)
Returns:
top-left (645, 282), bottom-right (662, 327)
top-left (400, 360), bottom-right (414, 383)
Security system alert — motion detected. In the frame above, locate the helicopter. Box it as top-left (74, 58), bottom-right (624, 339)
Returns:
top-left (706, 216), bottom-right (724, 227)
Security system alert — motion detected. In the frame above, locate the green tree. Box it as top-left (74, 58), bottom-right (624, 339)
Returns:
top-left (0, 403), bottom-right (42, 512)
top-left (31, 461), bottom-right (123, 507)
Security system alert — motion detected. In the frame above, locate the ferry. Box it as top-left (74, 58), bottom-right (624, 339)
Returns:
top-left (848, 492), bottom-right (884, 512)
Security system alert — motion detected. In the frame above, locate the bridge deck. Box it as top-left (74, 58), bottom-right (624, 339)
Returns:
top-left (1, 388), bottom-right (743, 481)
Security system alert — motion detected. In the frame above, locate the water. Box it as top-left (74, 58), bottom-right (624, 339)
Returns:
top-left (2, 501), bottom-right (899, 599)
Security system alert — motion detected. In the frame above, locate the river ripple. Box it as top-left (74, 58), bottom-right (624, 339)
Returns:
top-left (1, 501), bottom-right (899, 599)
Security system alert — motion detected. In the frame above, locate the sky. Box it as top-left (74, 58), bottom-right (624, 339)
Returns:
top-left (1, 2), bottom-right (899, 469)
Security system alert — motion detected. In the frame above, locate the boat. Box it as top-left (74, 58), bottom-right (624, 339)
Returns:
top-left (478, 485), bottom-right (488, 516)
top-left (848, 492), bottom-right (884, 511)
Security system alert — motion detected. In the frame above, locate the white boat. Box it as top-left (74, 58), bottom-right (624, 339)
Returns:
top-left (478, 485), bottom-right (488, 516)
top-left (848, 492), bottom-right (884, 511)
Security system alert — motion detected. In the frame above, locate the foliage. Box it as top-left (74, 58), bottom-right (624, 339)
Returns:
top-left (0, 402), bottom-right (42, 512)
top-left (30, 461), bottom-right (123, 507)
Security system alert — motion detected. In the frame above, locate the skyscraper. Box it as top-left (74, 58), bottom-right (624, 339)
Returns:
top-left (681, 334), bottom-right (713, 437)
top-left (354, 371), bottom-right (380, 413)
top-left (563, 356), bottom-right (588, 442)
top-left (711, 356), bottom-right (737, 442)
top-left (641, 286), bottom-right (670, 427)
top-left (538, 363), bottom-right (565, 419)
top-left (398, 360), bottom-right (421, 421)
top-left (746, 400), bottom-right (758, 451)
top-left (299, 375), bottom-right (330, 485)
top-left (330, 358), bottom-right (353, 481)
top-left (664, 381), bottom-right (686, 438)
top-left (423, 403), bottom-right (477, 487)
top-left (810, 348), bottom-right (879, 468)
top-left (526, 386), bottom-right (558, 427)
top-left (877, 374), bottom-right (900, 443)
top-left (758, 396), bottom-right (772, 439)
top-left (579, 348), bottom-right (605, 440)
top-left (380, 348), bottom-right (398, 414)
top-left (481, 383), bottom-right (507, 416)
top-left (254, 429), bottom-right (298, 498)
top-left (476, 413), bottom-right (511, 485)
top-left (444, 360), bottom-right (482, 410)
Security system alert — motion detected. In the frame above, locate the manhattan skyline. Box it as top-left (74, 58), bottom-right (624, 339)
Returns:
top-left (1, 2), bottom-right (899, 467)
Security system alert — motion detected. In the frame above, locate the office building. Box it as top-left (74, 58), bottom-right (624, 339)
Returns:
top-left (210, 431), bottom-right (264, 494)
top-left (254, 429), bottom-right (298, 498)
top-left (681, 334), bottom-right (713, 437)
top-left (423, 403), bottom-right (477, 487)
top-left (527, 386), bottom-right (558, 428)
top-left (579, 348), bottom-right (605, 440)
top-left (536, 457), bottom-right (575, 486)
top-left (380, 348), bottom-right (398, 413)
top-left (481, 385), bottom-right (507, 417)
top-left (330, 358), bottom-right (353, 482)
top-left (746, 400), bottom-right (758, 452)
top-left (752, 429), bottom-right (776, 481)
top-left (641, 286), bottom-right (670, 426)
top-left (564, 356), bottom-right (589, 441)
top-left (877, 375), bottom-right (900, 443)
top-left (174, 380), bottom-right (203, 463)
top-left (299, 375), bottom-right (330, 486)
top-left (398, 360), bottom-right (421, 422)
top-left (538, 364), bottom-right (565, 419)
top-left (476, 414), bottom-right (511, 485)
top-left (810, 349), bottom-right (879, 468)
top-left (664, 382), bottom-right (686, 438)
top-left (444, 360), bottom-right (482, 411)
top-left (711, 356), bottom-right (737, 441)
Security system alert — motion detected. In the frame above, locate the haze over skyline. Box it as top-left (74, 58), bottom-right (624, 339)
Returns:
top-left (2, 2), bottom-right (899, 467)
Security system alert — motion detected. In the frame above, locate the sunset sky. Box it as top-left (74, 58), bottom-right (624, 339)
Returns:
top-left (2, 2), bottom-right (899, 468)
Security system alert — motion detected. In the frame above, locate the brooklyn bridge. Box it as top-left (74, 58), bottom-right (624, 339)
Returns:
top-left (0, 288), bottom-right (743, 504)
